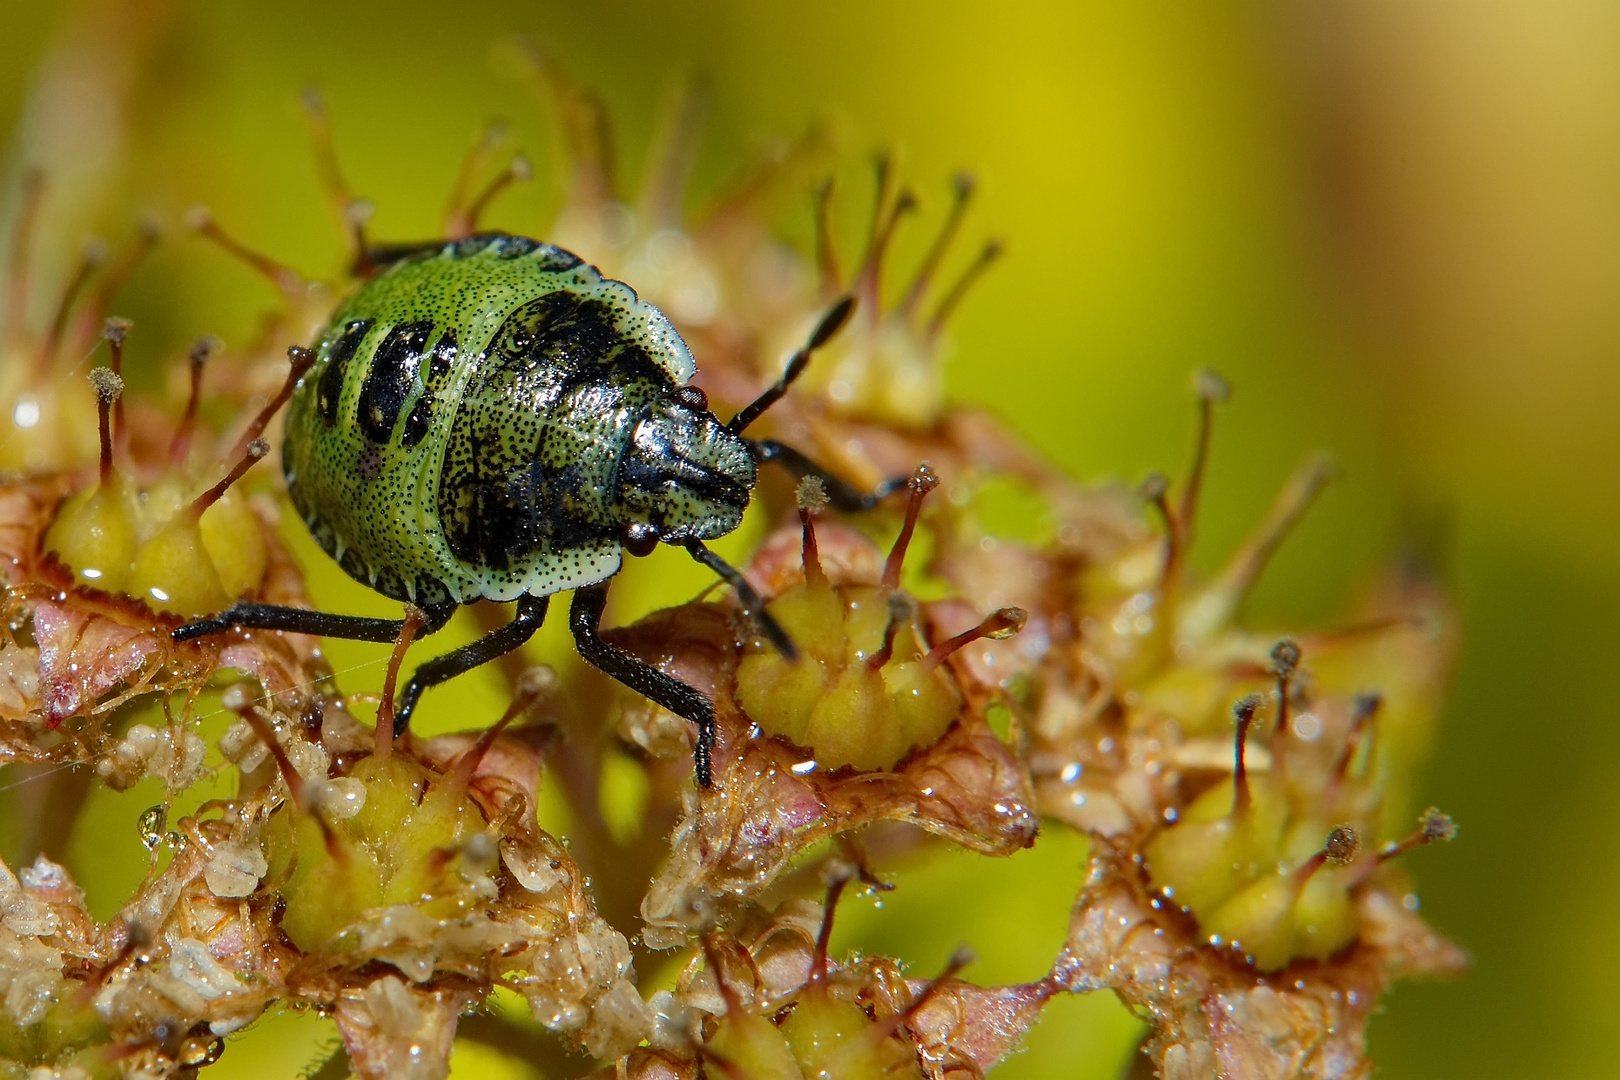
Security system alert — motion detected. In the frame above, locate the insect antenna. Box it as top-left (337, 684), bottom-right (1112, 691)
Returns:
top-left (726, 294), bottom-right (855, 435)
top-left (684, 538), bottom-right (797, 661)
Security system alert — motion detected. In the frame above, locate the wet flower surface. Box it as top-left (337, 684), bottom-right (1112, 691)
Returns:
top-left (0, 33), bottom-right (1464, 1080)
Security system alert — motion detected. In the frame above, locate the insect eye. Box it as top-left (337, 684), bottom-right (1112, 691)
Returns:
top-left (673, 385), bottom-right (709, 412)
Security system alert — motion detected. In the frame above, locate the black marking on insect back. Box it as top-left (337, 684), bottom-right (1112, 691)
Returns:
top-left (358, 320), bottom-right (434, 444)
top-left (316, 319), bottom-right (372, 425)
top-left (438, 289), bottom-right (670, 576)
top-left (401, 327), bottom-right (458, 449)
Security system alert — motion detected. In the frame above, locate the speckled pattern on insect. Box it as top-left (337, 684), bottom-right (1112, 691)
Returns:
top-left (177, 232), bottom-right (893, 786)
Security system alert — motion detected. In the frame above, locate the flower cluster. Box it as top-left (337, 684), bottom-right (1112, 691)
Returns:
top-left (0, 46), bottom-right (1460, 1080)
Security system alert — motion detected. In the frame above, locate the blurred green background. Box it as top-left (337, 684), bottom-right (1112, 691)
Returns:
top-left (4, 1), bottom-right (1618, 1077)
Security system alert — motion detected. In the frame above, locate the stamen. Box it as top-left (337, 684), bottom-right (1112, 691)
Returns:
top-left (813, 178), bottom-right (841, 297)
top-left (1138, 471), bottom-right (1177, 583)
top-left (699, 935), bottom-right (748, 1017)
top-left (922, 607), bottom-right (1027, 670)
top-left (5, 168), bottom-right (44, 351)
top-left (725, 295), bottom-right (855, 435)
top-left (1176, 369), bottom-right (1229, 560)
top-left (902, 172), bottom-right (975, 318)
top-left (1270, 639), bottom-right (1302, 738)
top-left (224, 683), bottom-right (344, 859)
top-left (301, 87), bottom-right (369, 261)
top-left (1349, 809), bottom-right (1457, 887)
top-left (1293, 824), bottom-right (1361, 886)
top-left (856, 182), bottom-right (917, 310)
top-left (1334, 692), bottom-right (1382, 780)
top-left (461, 155), bottom-right (531, 235)
top-left (185, 207), bottom-right (304, 298)
top-left (866, 592), bottom-right (917, 671)
top-left (797, 475), bottom-right (829, 586)
top-left (188, 438), bottom-right (267, 517)
top-left (229, 345), bottom-right (316, 460)
top-left (168, 337), bottom-right (218, 466)
top-left (811, 862), bottom-right (857, 984)
top-left (35, 241), bottom-right (106, 374)
top-left (637, 73), bottom-right (706, 230)
top-left (447, 666), bottom-right (556, 796)
top-left (88, 367), bottom-right (123, 486)
top-left (442, 120), bottom-right (510, 237)
top-left (223, 684), bottom-right (306, 804)
top-left (881, 463), bottom-right (939, 590)
top-left (1231, 693), bottom-right (1262, 815)
top-left (374, 606), bottom-right (428, 764)
top-left (1179, 453), bottom-right (1335, 644)
top-left (925, 238), bottom-right (1003, 341)
top-left (68, 220), bottom-right (159, 356)
top-left (102, 318), bottom-right (132, 459)
top-left (879, 944), bottom-right (977, 1037)
top-left (864, 152), bottom-right (894, 266)
top-left (514, 39), bottom-right (616, 206)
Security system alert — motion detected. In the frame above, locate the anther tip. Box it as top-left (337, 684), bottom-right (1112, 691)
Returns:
top-left (1269, 638), bottom-right (1302, 677)
top-left (88, 366), bottom-right (124, 404)
top-left (1325, 825), bottom-right (1361, 865)
top-left (102, 317), bottom-right (132, 346)
top-left (1138, 471), bottom-right (1169, 502)
top-left (986, 607), bottom-right (1028, 639)
top-left (1420, 808), bottom-right (1458, 843)
top-left (1232, 693), bottom-right (1264, 723)
top-left (1194, 368), bottom-right (1231, 404)
top-left (796, 475), bottom-right (829, 514)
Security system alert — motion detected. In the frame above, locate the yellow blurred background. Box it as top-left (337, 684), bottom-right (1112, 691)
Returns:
top-left (3, 1), bottom-right (1618, 1077)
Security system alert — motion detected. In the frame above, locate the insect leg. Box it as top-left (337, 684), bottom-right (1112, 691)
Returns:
top-left (393, 594), bottom-right (549, 735)
top-left (746, 439), bottom-right (906, 512)
top-left (569, 581), bottom-right (718, 787)
top-left (172, 601), bottom-right (457, 644)
top-left (682, 538), bottom-right (797, 660)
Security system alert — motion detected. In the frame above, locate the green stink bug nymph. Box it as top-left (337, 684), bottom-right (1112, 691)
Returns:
top-left (174, 233), bottom-right (891, 787)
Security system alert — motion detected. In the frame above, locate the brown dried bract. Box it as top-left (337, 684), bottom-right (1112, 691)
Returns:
top-left (1051, 844), bottom-right (1465, 1080)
